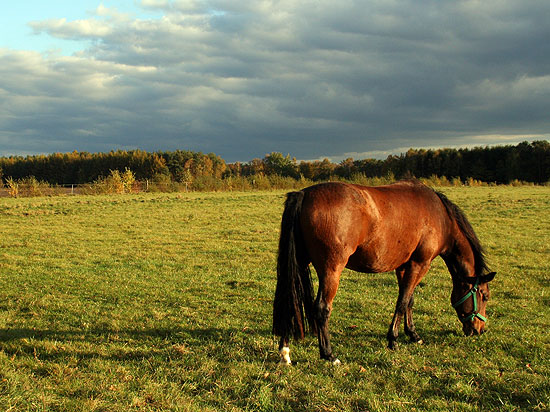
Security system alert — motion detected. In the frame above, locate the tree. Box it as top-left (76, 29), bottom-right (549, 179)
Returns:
top-left (263, 153), bottom-right (298, 178)
top-left (335, 158), bottom-right (356, 179)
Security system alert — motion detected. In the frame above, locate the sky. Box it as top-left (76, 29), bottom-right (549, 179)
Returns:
top-left (1, 0), bottom-right (549, 163)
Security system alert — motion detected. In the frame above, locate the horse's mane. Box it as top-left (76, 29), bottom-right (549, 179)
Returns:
top-left (434, 190), bottom-right (489, 276)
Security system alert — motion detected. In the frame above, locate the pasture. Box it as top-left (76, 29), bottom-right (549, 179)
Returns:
top-left (0, 186), bottom-right (548, 411)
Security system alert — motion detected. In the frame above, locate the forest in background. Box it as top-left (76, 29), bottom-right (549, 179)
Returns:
top-left (1, 140), bottom-right (549, 189)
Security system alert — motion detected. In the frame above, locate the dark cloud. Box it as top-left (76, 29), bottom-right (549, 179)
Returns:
top-left (1, 0), bottom-right (549, 162)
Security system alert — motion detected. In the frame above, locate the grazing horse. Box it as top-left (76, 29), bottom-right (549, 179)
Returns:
top-left (272, 181), bottom-right (495, 364)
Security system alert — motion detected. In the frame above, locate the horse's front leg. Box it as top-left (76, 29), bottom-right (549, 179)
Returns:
top-left (404, 295), bottom-right (423, 344)
top-left (387, 291), bottom-right (408, 350)
top-left (388, 262), bottom-right (430, 349)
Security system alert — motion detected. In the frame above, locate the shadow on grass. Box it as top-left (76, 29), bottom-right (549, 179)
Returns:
top-left (0, 326), bottom-right (274, 362)
top-left (0, 323), bottom-right (471, 366)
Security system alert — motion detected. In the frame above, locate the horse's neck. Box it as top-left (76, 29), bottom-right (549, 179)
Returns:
top-left (445, 230), bottom-right (476, 280)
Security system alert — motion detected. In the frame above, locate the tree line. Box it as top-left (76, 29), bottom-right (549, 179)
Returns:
top-left (233, 140), bottom-right (550, 184)
top-left (0, 150), bottom-right (226, 185)
top-left (1, 140), bottom-right (549, 186)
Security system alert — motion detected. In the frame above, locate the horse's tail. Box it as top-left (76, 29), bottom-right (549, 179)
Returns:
top-left (272, 191), bottom-right (315, 340)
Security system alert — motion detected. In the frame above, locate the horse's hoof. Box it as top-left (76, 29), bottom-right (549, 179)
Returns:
top-left (388, 341), bottom-right (398, 350)
top-left (332, 358), bottom-right (341, 366)
top-left (279, 347), bottom-right (291, 365)
top-left (416, 339), bottom-right (424, 345)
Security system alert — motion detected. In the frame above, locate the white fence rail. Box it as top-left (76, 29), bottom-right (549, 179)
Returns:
top-left (0, 181), bottom-right (177, 197)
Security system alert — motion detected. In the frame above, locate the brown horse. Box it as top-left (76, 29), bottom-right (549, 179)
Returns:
top-left (272, 180), bottom-right (495, 364)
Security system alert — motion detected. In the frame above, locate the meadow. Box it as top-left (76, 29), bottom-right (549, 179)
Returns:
top-left (0, 186), bottom-right (548, 411)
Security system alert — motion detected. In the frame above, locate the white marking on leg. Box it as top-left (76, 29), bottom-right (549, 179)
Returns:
top-left (332, 358), bottom-right (341, 366)
top-left (417, 339), bottom-right (424, 345)
top-left (280, 346), bottom-right (291, 365)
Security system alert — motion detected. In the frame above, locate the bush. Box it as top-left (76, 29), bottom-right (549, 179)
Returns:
top-left (147, 173), bottom-right (180, 192)
top-left (3, 176), bottom-right (57, 197)
top-left (220, 176), bottom-right (252, 191)
top-left (191, 175), bottom-right (225, 191)
top-left (451, 177), bottom-right (462, 186)
top-left (80, 169), bottom-right (137, 195)
top-left (420, 175), bottom-right (452, 187)
top-left (5, 177), bottom-right (18, 198)
top-left (122, 168), bottom-right (136, 193)
top-left (466, 177), bottom-right (485, 187)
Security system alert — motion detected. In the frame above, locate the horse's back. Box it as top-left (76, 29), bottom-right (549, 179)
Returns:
top-left (299, 181), bottom-right (450, 273)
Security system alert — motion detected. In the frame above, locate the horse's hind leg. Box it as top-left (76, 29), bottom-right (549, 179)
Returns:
top-left (278, 336), bottom-right (291, 365)
top-left (314, 265), bottom-right (344, 364)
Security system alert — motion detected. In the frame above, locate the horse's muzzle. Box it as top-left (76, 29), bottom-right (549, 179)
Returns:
top-left (463, 321), bottom-right (485, 337)
top-left (462, 323), bottom-right (474, 336)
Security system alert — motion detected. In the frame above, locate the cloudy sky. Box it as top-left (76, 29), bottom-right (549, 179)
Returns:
top-left (1, 0), bottom-right (549, 162)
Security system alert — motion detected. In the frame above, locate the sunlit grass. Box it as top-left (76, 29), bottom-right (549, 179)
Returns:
top-left (0, 187), bottom-right (548, 411)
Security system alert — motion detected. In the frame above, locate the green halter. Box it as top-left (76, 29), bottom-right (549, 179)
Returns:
top-left (453, 277), bottom-right (487, 323)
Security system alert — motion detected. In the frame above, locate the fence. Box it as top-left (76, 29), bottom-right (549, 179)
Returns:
top-left (0, 180), bottom-right (194, 198)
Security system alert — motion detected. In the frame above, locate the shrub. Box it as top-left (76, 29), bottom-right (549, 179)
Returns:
top-left (3, 176), bottom-right (56, 197)
top-left (6, 177), bottom-right (18, 198)
top-left (80, 169), bottom-right (137, 195)
top-left (122, 168), bottom-right (136, 193)
top-left (191, 175), bottom-right (225, 191)
top-left (466, 177), bottom-right (486, 187)
top-left (451, 177), bottom-right (462, 186)
top-left (147, 173), bottom-right (179, 192)
top-left (420, 175), bottom-right (452, 187)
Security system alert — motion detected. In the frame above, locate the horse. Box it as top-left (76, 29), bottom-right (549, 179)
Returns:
top-left (272, 180), bottom-right (495, 364)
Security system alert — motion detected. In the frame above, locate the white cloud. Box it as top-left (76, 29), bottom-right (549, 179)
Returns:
top-left (30, 18), bottom-right (113, 39)
top-left (94, 4), bottom-right (134, 22)
top-left (141, 0), bottom-right (170, 8)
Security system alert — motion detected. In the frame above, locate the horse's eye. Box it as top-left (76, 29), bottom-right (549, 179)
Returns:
top-left (481, 291), bottom-right (489, 302)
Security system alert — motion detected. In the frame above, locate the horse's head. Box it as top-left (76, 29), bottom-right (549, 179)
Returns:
top-left (451, 272), bottom-right (496, 336)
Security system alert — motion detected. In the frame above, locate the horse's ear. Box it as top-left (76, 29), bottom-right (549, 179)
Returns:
top-left (462, 272), bottom-right (496, 284)
top-left (462, 276), bottom-right (478, 284)
top-left (480, 272), bottom-right (496, 283)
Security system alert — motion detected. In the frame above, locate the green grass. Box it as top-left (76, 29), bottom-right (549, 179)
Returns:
top-left (0, 187), bottom-right (548, 411)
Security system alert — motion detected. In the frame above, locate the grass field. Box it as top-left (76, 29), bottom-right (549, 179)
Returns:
top-left (0, 186), bottom-right (549, 411)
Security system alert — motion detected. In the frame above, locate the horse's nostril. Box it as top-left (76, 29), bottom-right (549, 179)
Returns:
top-left (462, 325), bottom-right (474, 337)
